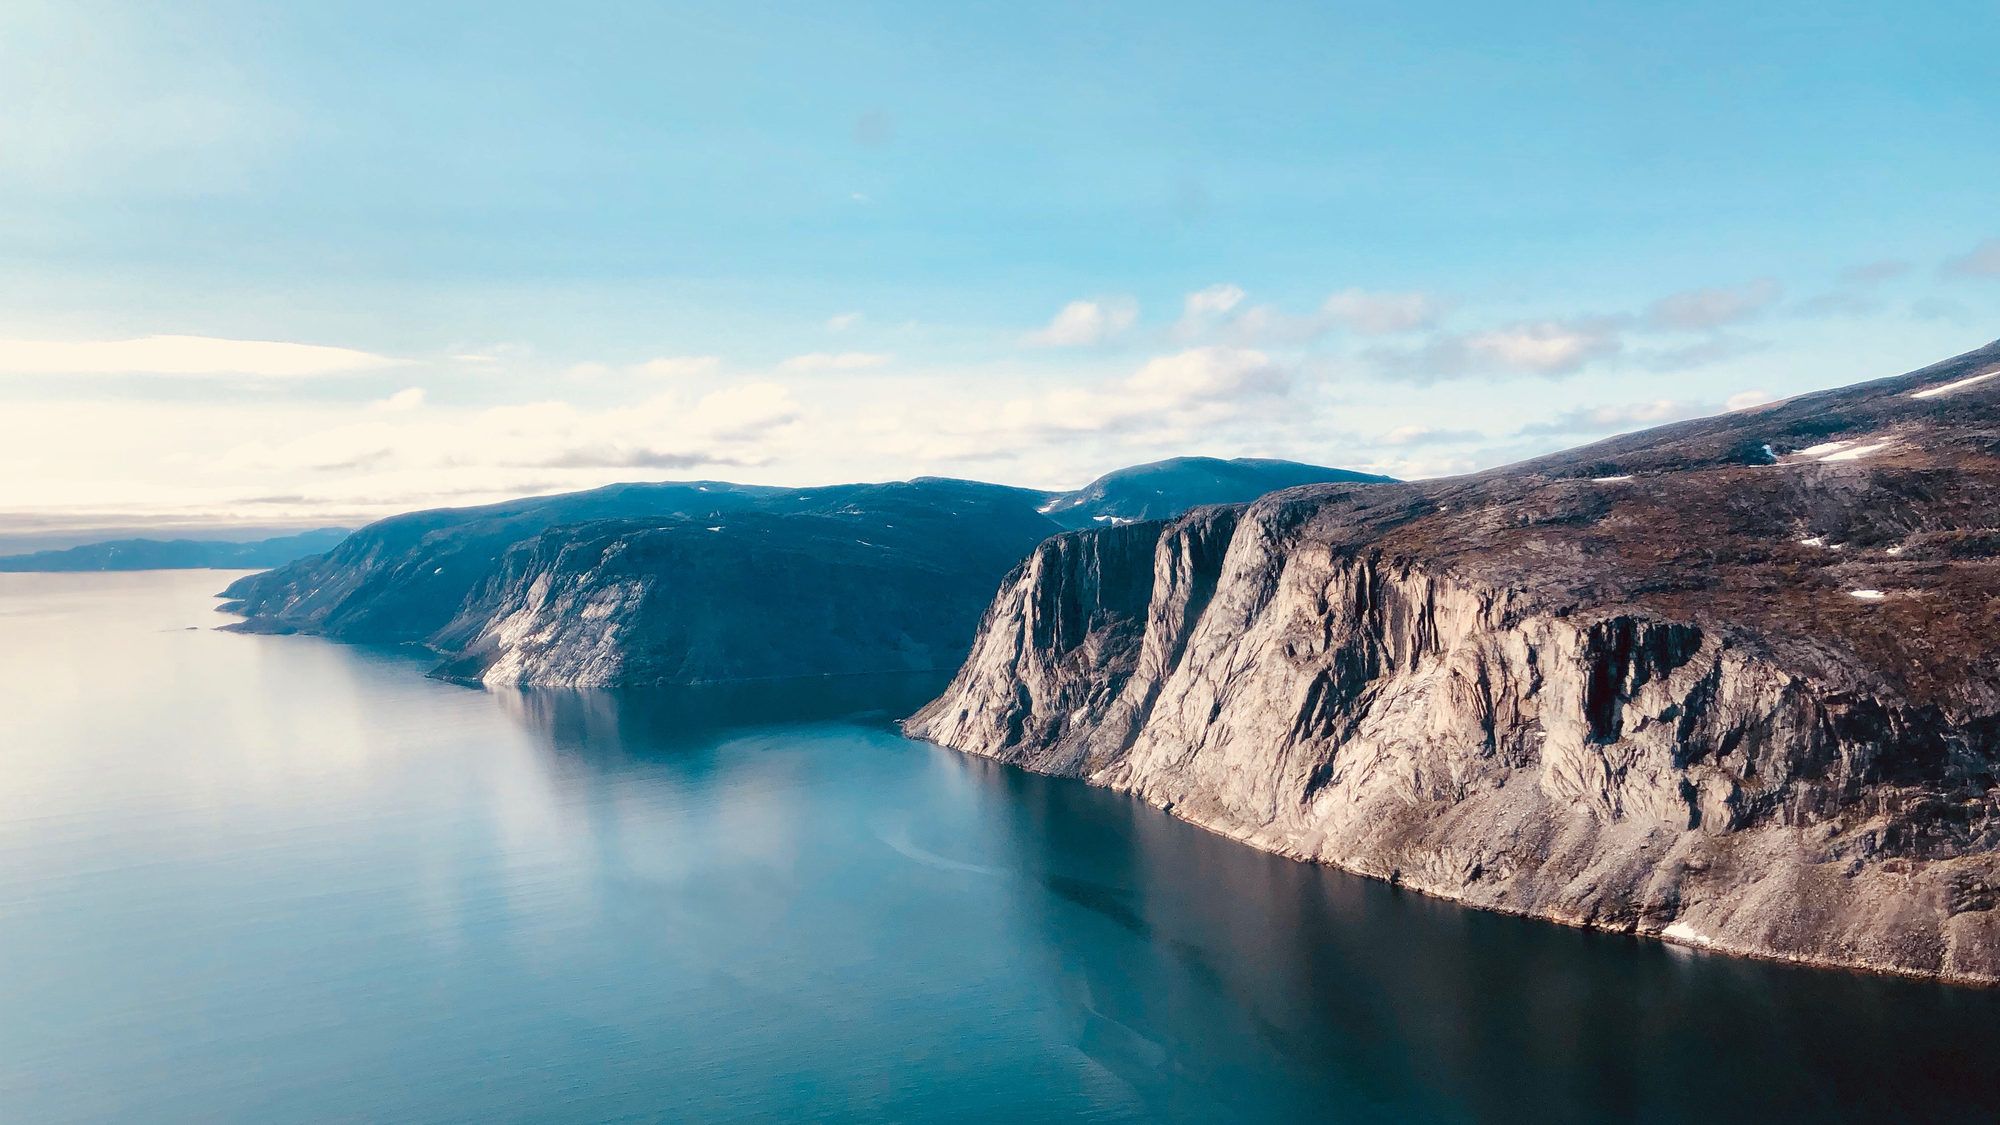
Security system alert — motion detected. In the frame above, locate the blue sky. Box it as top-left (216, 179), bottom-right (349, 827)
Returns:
top-left (1, 0), bottom-right (1995, 528)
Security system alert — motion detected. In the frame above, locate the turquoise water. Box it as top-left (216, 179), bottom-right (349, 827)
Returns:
top-left (0, 571), bottom-right (1995, 1124)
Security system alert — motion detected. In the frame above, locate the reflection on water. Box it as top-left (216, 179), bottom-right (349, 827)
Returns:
top-left (490, 671), bottom-right (949, 760)
top-left (0, 572), bottom-right (1996, 1124)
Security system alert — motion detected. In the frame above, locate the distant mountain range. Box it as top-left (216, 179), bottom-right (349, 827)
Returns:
top-left (0, 528), bottom-right (351, 573)
top-left (219, 457), bottom-right (1389, 686)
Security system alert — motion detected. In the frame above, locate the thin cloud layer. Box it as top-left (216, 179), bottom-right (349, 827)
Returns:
top-left (1516, 398), bottom-right (1703, 436)
top-left (778, 352), bottom-right (892, 372)
top-left (0, 335), bottom-right (399, 377)
top-left (1643, 279), bottom-right (1782, 331)
top-left (1942, 237), bottom-right (2000, 278)
top-left (635, 355), bottom-right (723, 378)
top-left (1376, 318), bottom-right (1623, 383)
top-left (1320, 289), bottom-right (1441, 335)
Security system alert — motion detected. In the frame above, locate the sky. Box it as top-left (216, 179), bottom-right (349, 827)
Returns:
top-left (1, 0), bottom-right (1995, 534)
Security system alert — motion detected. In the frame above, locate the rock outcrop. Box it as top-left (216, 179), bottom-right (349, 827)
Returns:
top-left (908, 341), bottom-right (2000, 983)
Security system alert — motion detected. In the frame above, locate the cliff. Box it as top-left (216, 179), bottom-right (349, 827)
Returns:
top-left (908, 341), bottom-right (2000, 983)
top-left (220, 459), bottom-right (1383, 687)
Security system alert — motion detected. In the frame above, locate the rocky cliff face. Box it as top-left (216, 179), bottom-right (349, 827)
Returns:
top-left (909, 342), bottom-right (2000, 983)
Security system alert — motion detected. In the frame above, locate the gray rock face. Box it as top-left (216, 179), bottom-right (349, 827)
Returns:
top-left (908, 341), bottom-right (2000, 983)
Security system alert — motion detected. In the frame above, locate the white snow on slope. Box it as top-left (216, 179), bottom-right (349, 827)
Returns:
top-left (1911, 369), bottom-right (1998, 399)
top-left (1662, 921), bottom-right (1712, 946)
top-left (1820, 441), bottom-right (1891, 462)
top-left (1849, 589), bottom-right (1886, 601)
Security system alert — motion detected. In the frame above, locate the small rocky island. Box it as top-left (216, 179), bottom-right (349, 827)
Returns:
top-left (907, 342), bottom-right (2000, 983)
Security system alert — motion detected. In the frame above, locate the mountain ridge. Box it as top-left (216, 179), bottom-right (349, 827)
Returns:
top-left (218, 457), bottom-right (1381, 687)
top-left (0, 528), bottom-right (350, 573)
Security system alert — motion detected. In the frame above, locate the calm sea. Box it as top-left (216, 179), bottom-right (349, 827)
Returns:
top-left (0, 571), bottom-right (1994, 1123)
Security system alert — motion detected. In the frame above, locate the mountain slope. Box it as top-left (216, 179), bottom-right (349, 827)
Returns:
top-left (0, 528), bottom-right (349, 572)
top-left (220, 458), bottom-right (1386, 687)
top-left (907, 341), bottom-right (2000, 983)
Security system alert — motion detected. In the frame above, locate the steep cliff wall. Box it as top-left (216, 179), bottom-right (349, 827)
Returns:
top-left (909, 342), bottom-right (2000, 983)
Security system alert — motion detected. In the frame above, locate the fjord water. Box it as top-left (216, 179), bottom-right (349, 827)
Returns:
top-left (3, 573), bottom-right (1997, 1124)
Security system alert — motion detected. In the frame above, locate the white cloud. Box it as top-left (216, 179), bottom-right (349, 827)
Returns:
top-left (1024, 297), bottom-right (1139, 347)
top-left (690, 382), bottom-right (802, 439)
top-left (825, 312), bottom-right (862, 332)
top-left (1725, 389), bottom-right (1773, 411)
top-left (561, 361), bottom-right (613, 379)
top-left (1320, 289), bottom-right (1440, 335)
top-left (1183, 284), bottom-right (1246, 318)
top-left (1644, 279), bottom-right (1782, 330)
top-left (1465, 322), bottom-right (1615, 373)
top-left (945, 347), bottom-right (1291, 447)
top-left (370, 387), bottom-right (426, 413)
top-left (635, 355), bottom-right (722, 378)
top-left (0, 334), bottom-right (397, 377)
top-left (1124, 346), bottom-right (1287, 403)
top-left (778, 351), bottom-right (893, 372)
top-left (191, 382), bottom-right (805, 502)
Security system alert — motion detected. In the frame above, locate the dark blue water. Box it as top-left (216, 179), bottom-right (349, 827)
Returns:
top-left (1, 572), bottom-right (1996, 1123)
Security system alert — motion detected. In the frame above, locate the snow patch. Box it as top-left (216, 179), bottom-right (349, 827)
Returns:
top-left (1910, 369), bottom-right (1999, 399)
top-left (1886, 545), bottom-right (1904, 556)
top-left (1819, 440), bottom-right (1890, 462)
top-left (1797, 536), bottom-right (1826, 547)
top-left (1848, 589), bottom-right (1886, 601)
top-left (705, 526), bottom-right (724, 532)
top-left (1662, 921), bottom-right (1712, 946)
top-left (1591, 475), bottom-right (1633, 483)
top-left (1796, 440), bottom-right (1851, 458)
top-left (1092, 515), bottom-right (1136, 525)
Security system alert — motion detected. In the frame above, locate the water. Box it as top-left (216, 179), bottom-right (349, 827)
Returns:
top-left (0, 571), bottom-right (1995, 1124)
